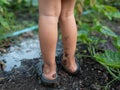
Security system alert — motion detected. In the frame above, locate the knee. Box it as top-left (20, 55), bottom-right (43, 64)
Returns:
top-left (40, 12), bottom-right (60, 17)
top-left (59, 11), bottom-right (74, 22)
top-left (39, 9), bottom-right (61, 21)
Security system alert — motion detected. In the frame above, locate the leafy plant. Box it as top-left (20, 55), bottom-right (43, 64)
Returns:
top-left (0, 0), bottom-right (37, 39)
top-left (94, 50), bottom-right (120, 89)
top-left (94, 50), bottom-right (120, 68)
top-left (113, 36), bottom-right (120, 50)
top-left (76, 0), bottom-right (120, 52)
top-left (76, 0), bottom-right (120, 89)
top-left (0, 0), bottom-right (10, 29)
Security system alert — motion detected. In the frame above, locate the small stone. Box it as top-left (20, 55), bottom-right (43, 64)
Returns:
top-left (22, 32), bottom-right (34, 38)
top-left (38, 80), bottom-right (41, 84)
top-left (0, 61), bottom-right (6, 71)
top-left (0, 48), bottom-right (7, 53)
top-left (76, 87), bottom-right (79, 90)
top-left (98, 70), bottom-right (101, 73)
top-left (79, 80), bottom-right (82, 84)
top-left (91, 84), bottom-right (101, 90)
top-left (0, 77), bottom-right (4, 81)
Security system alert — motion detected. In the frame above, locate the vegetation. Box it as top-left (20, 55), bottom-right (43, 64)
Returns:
top-left (0, 0), bottom-right (120, 89)
top-left (0, 0), bottom-right (37, 39)
top-left (75, 0), bottom-right (120, 89)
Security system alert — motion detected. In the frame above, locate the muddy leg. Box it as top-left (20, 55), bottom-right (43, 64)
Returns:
top-left (59, 0), bottom-right (77, 73)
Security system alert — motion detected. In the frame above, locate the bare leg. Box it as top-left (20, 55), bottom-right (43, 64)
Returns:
top-left (59, 0), bottom-right (77, 73)
top-left (38, 0), bottom-right (61, 80)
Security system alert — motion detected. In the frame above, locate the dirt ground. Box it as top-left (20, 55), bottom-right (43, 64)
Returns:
top-left (0, 18), bottom-right (120, 90)
top-left (0, 42), bottom-right (120, 90)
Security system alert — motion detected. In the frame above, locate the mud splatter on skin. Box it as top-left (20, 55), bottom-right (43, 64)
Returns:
top-left (63, 36), bottom-right (69, 41)
top-left (52, 73), bottom-right (57, 78)
top-left (62, 51), bottom-right (75, 67)
top-left (62, 52), bottom-right (69, 66)
top-left (63, 47), bottom-right (69, 57)
top-left (64, 47), bottom-right (68, 50)
top-left (62, 58), bottom-right (67, 66)
top-left (64, 53), bottom-right (69, 57)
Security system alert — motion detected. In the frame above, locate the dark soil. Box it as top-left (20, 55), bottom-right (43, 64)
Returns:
top-left (0, 9), bottom-right (120, 90)
top-left (0, 43), bottom-right (120, 90)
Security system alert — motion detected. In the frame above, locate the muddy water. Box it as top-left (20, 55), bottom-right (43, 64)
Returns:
top-left (0, 34), bottom-right (63, 71)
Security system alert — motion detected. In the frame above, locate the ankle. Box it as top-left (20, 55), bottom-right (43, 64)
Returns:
top-left (43, 63), bottom-right (56, 74)
top-left (62, 54), bottom-right (75, 64)
top-left (43, 64), bottom-right (57, 80)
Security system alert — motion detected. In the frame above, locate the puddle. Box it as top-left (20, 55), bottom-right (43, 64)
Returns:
top-left (0, 34), bottom-right (63, 71)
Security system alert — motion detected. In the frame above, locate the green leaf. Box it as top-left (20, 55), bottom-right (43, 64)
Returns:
top-left (0, 0), bottom-right (9, 5)
top-left (90, 0), bottom-right (96, 7)
top-left (110, 12), bottom-right (120, 18)
top-left (0, 21), bottom-right (10, 30)
top-left (91, 24), bottom-right (102, 31)
top-left (94, 50), bottom-right (120, 68)
top-left (104, 5), bottom-right (118, 12)
top-left (114, 36), bottom-right (120, 50)
top-left (100, 26), bottom-right (117, 38)
top-left (77, 29), bottom-right (92, 43)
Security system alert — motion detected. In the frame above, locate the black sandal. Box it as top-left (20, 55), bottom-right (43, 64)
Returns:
top-left (35, 61), bottom-right (58, 86)
top-left (57, 53), bottom-right (80, 76)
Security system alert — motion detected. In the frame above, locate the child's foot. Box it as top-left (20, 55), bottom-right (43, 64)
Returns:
top-left (43, 64), bottom-right (57, 80)
top-left (57, 53), bottom-right (80, 75)
top-left (35, 61), bottom-right (58, 85)
top-left (62, 54), bottom-right (78, 73)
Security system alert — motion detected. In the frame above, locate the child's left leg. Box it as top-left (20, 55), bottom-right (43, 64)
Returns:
top-left (59, 0), bottom-right (78, 73)
top-left (38, 0), bottom-right (61, 80)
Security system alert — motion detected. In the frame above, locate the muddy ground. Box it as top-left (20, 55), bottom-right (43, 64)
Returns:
top-left (0, 10), bottom-right (120, 90)
top-left (0, 40), bottom-right (120, 90)
top-left (0, 55), bottom-right (119, 90)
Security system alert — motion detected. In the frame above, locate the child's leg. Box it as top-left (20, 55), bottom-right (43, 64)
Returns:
top-left (38, 0), bottom-right (61, 80)
top-left (59, 0), bottom-right (77, 73)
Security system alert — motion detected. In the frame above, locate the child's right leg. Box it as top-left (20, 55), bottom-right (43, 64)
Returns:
top-left (59, 0), bottom-right (78, 73)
